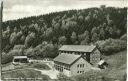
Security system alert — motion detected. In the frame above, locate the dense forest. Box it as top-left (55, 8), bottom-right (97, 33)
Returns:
top-left (2, 5), bottom-right (127, 64)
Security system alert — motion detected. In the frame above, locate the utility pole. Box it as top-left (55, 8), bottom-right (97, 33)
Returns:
top-left (0, 0), bottom-right (3, 79)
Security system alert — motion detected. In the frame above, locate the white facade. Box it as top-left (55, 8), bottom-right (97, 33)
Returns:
top-left (70, 58), bottom-right (92, 76)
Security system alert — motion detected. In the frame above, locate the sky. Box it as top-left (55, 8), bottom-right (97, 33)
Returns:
top-left (1, 0), bottom-right (127, 21)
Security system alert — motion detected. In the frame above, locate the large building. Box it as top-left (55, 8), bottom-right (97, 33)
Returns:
top-left (59, 45), bottom-right (101, 65)
top-left (53, 45), bottom-right (101, 76)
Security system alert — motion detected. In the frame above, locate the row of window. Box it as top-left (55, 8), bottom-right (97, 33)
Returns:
top-left (54, 64), bottom-right (69, 68)
top-left (54, 64), bottom-right (70, 71)
top-left (77, 71), bottom-right (84, 74)
top-left (77, 64), bottom-right (84, 68)
top-left (60, 51), bottom-right (86, 55)
top-left (55, 67), bottom-right (63, 72)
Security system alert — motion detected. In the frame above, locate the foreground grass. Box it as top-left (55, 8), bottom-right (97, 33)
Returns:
top-left (2, 68), bottom-right (50, 81)
top-left (2, 62), bottom-right (51, 81)
top-left (102, 50), bottom-right (127, 80)
top-left (2, 62), bottom-right (51, 72)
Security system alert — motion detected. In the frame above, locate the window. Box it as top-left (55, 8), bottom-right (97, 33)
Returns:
top-left (77, 64), bottom-right (84, 68)
top-left (82, 64), bottom-right (84, 67)
top-left (77, 64), bottom-right (79, 67)
top-left (80, 64), bottom-right (82, 68)
top-left (77, 71), bottom-right (84, 74)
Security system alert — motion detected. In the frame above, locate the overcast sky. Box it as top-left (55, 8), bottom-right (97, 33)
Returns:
top-left (1, 0), bottom-right (127, 21)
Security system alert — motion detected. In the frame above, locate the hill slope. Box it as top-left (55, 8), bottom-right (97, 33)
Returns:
top-left (102, 50), bottom-right (126, 79)
top-left (73, 50), bottom-right (127, 81)
top-left (2, 7), bottom-right (127, 52)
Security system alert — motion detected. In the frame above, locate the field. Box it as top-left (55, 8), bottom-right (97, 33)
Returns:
top-left (2, 62), bottom-right (52, 81)
top-left (102, 50), bottom-right (127, 80)
top-left (30, 62), bottom-right (51, 70)
top-left (2, 68), bottom-right (50, 81)
top-left (2, 62), bottom-right (51, 71)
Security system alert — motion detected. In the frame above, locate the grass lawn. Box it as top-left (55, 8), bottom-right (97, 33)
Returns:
top-left (29, 62), bottom-right (51, 70)
top-left (2, 62), bottom-right (12, 67)
top-left (101, 50), bottom-right (127, 80)
top-left (2, 68), bottom-right (50, 81)
top-left (2, 62), bottom-right (51, 71)
top-left (2, 62), bottom-right (52, 80)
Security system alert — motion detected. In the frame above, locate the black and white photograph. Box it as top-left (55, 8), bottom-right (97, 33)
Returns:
top-left (0, 0), bottom-right (127, 81)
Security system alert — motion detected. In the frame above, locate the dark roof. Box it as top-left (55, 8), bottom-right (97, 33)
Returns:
top-left (59, 45), bottom-right (96, 52)
top-left (53, 54), bottom-right (81, 65)
top-left (14, 56), bottom-right (27, 59)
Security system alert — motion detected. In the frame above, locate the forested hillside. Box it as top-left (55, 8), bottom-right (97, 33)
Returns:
top-left (2, 6), bottom-right (127, 64)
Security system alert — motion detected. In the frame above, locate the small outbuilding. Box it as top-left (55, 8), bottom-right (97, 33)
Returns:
top-left (12, 56), bottom-right (29, 64)
top-left (98, 60), bottom-right (108, 69)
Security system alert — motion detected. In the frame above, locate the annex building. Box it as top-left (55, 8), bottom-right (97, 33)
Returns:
top-left (53, 45), bottom-right (101, 76)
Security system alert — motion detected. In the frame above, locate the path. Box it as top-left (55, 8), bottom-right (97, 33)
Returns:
top-left (34, 61), bottom-right (59, 79)
top-left (34, 69), bottom-right (59, 79)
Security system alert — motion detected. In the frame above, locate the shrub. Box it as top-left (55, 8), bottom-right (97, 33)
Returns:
top-left (96, 38), bottom-right (127, 55)
top-left (2, 54), bottom-right (13, 64)
top-left (2, 48), bottom-right (24, 64)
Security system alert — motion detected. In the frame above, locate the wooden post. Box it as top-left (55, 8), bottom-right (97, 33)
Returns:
top-left (0, 1), bottom-right (3, 79)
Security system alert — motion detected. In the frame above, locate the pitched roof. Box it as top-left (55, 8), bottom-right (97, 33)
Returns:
top-left (53, 54), bottom-right (81, 65)
top-left (14, 56), bottom-right (27, 59)
top-left (98, 60), bottom-right (105, 65)
top-left (59, 45), bottom-right (96, 52)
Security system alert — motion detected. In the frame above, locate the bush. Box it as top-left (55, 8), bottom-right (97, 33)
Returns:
top-left (2, 48), bottom-right (24, 64)
top-left (96, 38), bottom-right (127, 55)
top-left (2, 54), bottom-right (13, 64)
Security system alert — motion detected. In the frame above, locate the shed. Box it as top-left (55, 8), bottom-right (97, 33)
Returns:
top-left (13, 56), bottom-right (29, 64)
top-left (98, 60), bottom-right (108, 69)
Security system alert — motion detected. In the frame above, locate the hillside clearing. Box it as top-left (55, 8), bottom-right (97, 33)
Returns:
top-left (102, 50), bottom-right (127, 80)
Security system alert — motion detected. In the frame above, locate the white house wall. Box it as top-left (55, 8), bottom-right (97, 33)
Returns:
top-left (70, 58), bottom-right (92, 76)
